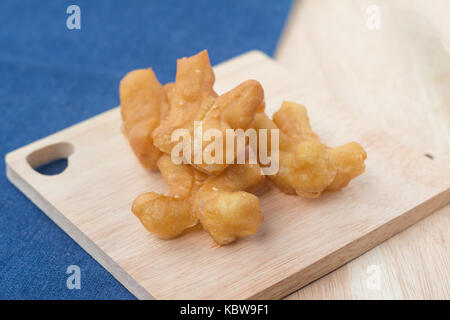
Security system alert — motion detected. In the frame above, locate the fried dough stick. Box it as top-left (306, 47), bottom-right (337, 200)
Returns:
top-left (120, 52), bottom-right (266, 243)
top-left (194, 164), bottom-right (265, 245)
top-left (120, 69), bottom-right (203, 238)
top-left (132, 154), bottom-right (207, 239)
top-left (152, 50), bottom-right (265, 174)
top-left (120, 68), bottom-right (169, 168)
top-left (253, 101), bottom-right (366, 198)
top-left (133, 157), bottom-right (265, 244)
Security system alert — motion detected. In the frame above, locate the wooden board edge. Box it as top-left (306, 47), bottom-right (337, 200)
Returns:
top-left (273, 0), bottom-right (299, 60)
top-left (250, 189), bottom-right (450, 299)
top-left (4, 108), bottom-right (120, 164)
top-left (5, 163), bottom-right (154, 300)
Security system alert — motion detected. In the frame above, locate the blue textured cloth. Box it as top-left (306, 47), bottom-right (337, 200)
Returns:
top-left (0, 0), bottom-right (292, 299)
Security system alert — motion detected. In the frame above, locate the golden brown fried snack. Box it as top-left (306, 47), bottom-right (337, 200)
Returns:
top-left (326, 143), bottom-right (367, 191)
top-left (120, 51), bottom-right (265, 243)
top-left (122, 50), bottom-right (366, 246)
top-left (132, 155), bottom-right (265, 244)
top-left (132, 154), bottom-right (207, 239)
top-left (152, 50), bottom-right (265, 174)
top-left (253, 101), bottom-right (366, 198)
top-left (120, 68), bottom-right (169, 168)
top-left (194, 163), bottom-right (265, 245)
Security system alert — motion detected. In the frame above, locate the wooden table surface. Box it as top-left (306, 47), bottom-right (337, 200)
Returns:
top-left (276, 0), bottom-right (450, 299)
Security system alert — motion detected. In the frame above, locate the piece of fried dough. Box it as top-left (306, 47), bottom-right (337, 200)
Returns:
top-left (253, 101), bottom-right (366, 198)
top-left (152, 50), bottom-right (265, 174)
top-left (194, 163), bottom-right (265, 245)
top-left (132, 154), bottom-right (207, 239)
top-left (120, 68), bottom-right (169, 168)
top-left (133, 155), bottom-right (264, 244)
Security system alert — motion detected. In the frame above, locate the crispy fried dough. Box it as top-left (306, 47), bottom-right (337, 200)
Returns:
top-left (194, 163), bottom-right (265, 245)
top-left (132, 155), bottom-right (264, 244)
top-left (122, 51), bottom-right (367, 246)
top-left (120, 68), bottom-right (168, 168)
top-left (253, 101), bottom-right (366, 198)
top-left (132, 154), bottom-right (206, 239)
top-left (152, 50), bottom-right (265, 174)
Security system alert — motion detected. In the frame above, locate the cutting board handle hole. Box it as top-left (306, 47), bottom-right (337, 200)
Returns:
top-left (26, 142), bottom-right (74, 176)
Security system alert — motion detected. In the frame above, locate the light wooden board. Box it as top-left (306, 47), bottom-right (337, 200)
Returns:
top-left (276, 0), bottom-right (450, 299)
top-left (5, 51), bottom-right (450, 300)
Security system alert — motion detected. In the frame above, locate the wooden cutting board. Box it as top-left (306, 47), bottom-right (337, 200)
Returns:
top-left (5, 51), bottom-right (450, 300)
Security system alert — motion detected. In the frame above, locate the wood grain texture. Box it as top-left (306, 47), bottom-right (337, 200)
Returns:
top-left (276, 0), bottom-right (450, 299)
top-left (5, 51), bottom-right (450, 300)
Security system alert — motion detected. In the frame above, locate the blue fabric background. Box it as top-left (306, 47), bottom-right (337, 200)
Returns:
top-left (0, 0), bottom-right (293, 299)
